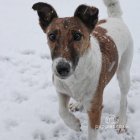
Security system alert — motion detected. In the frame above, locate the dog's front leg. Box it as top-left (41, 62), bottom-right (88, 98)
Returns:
top-left (86, 95), bottom-right (103, 140)
top-left (87, 106), bottom-right (102, 140)
top-left (58, 93), bottom-right (81, 131)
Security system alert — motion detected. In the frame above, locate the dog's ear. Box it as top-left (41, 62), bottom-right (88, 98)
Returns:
top-left (74, 5), bottom-right (99, 32)
top-left (32, 2), bottom-right (58, 33)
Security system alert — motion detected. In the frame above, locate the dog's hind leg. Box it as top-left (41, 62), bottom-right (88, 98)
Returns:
top-left (58, 93), bottom-right (81, 131)
top-left (116, 44), bottom-right (133, 133)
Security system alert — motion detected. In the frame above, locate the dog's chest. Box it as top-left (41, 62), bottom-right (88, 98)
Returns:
top-left (54, 66), bottom-right (95, 101)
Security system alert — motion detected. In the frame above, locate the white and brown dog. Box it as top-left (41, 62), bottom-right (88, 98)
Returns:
top-left (32, 0), bottom-right (133, 139)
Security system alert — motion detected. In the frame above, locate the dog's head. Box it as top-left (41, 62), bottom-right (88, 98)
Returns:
top-left (32, 2), bottom-right (99, 79)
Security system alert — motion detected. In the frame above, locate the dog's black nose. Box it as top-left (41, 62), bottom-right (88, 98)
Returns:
top-left (56, 62), bottom-right (71, 78)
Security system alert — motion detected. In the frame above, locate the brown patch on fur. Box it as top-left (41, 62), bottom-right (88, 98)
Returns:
top-left (94, 26), bottom-right (118, 88)
top-left (46, 17), bottom-right (90, 67)
top-left (97, 19), bottom-right (107, 25)
top-left (88, 103), bottom-right (103, 129)
top-left (88, 25), bottom-right (118, 129)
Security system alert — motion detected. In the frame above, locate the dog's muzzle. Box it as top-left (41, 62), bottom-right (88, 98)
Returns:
top-left (56, 61), bottom-right (70, 77)
top-left (53, 58), bottom-right (73, 79)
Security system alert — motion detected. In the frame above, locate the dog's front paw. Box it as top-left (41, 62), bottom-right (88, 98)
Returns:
top-left (66, 113), bottom-right (81, 131)
top-left (60, 111), bottom-right (81, 131)
top-left (70, 117), bottom-right (81, 131)
top-left (69, 102), bottom-right (83, 112)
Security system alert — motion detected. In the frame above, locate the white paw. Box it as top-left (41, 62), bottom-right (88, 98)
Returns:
top-left (115, 116), bottom-right (128, 134)
top-left (116, 126), bottom-right (127, 134)
top-left (66, 113), bottom-right (81, 131)
top-left (70, 116), bottom-right (81, 131)
top-left (69, 102), bottom-right (83, 112)
top-left (60, 111), bottom-right (81, 131)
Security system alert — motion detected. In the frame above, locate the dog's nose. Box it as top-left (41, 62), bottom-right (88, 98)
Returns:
top-left (56, 62), bottom-right (71, 78)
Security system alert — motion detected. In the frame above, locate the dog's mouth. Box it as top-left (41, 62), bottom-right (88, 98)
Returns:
top-left (55, 71), bottom-right (72, 80)
top-left (54, 68), bottom-right (74, 80)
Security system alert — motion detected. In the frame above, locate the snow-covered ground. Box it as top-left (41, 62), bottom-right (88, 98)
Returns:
top-left (0, 0), bottom-right (140, 140)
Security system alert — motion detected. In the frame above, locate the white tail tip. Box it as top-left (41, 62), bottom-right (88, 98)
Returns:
top-left (103, 0), bottom-right (123, 18)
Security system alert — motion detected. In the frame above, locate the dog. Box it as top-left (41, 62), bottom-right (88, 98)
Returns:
top-left (32, 0), bottom-right (133, 139)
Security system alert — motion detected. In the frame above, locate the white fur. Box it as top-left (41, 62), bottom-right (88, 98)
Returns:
top-left (103, 0), bottom-right (123, 17)
top-left (116, 44), bottom-right (133, 132)
top-left (102, 0), bottom-right (133, 134)
top-left (53, 0), bottom-right (133, 139)
top-left (88, 126), bottom-right (98, 140)
top-left (69, 102), bottom-right (84, 112)
top-left (58, 93), bottom-right (81, 131)
top-left (100, 18), bottom-right (133, 63)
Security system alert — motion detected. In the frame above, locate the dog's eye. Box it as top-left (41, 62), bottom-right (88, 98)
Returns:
top-left (48, 33), bottom-right (56, 41)
top-left (73, 32), bottom-right (82, 41)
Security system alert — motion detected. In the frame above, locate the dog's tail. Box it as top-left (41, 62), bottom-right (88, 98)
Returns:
top-left (103, 0), bottom-right (123, 18)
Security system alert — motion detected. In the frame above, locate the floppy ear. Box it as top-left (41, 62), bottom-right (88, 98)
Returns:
top-left (32, 2), bottom-right (58, 33)
top-left (74, 5), bottom-right (99, 32)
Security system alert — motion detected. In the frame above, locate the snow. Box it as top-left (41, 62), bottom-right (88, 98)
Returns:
top-left (0, 0), bottom-right (140, 140)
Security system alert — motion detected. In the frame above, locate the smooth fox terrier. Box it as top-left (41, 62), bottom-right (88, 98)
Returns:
top-left (32, 0), bottom-right (133, 139)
